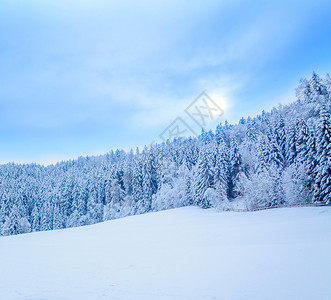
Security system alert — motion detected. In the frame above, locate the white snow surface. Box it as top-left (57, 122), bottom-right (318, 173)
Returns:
top-left (0, 206), bottom-right (330, 300)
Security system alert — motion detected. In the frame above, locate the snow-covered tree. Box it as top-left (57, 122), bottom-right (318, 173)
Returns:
top-left (313, 106), bottom-right (331, 204)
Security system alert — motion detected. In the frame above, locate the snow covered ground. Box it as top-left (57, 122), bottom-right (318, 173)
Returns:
top-left (0, 206), bottom-right (330, 300)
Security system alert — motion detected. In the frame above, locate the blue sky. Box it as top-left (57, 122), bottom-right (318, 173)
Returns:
top-left (1, 0), bottom-right (331, 165)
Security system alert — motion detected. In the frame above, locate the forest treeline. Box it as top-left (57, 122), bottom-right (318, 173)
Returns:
top-left (0, 73), bottom-right (330, 236)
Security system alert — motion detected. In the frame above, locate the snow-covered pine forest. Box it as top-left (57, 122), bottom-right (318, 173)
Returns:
top-left (0, 73), bottom-right (330, 236)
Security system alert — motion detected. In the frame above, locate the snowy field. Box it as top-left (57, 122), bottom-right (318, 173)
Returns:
top-left (0, 206), bottom-right (330, 300)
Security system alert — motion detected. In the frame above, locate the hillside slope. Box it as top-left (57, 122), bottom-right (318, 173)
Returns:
top-left (0, 206), bottom-right (330, 300)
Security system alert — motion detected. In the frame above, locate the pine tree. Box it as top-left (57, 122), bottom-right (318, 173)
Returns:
top-left (193, 151), bottom-right (211, 208)
top-left (229, 139), bottom-right (242, 198)
top-left (40, 200), bottom-right (53, 231)
top-left (306, 129), bottom-right (318, 195)
top-left (313, 107), bottom-right (331, 204)
top-left (31, 204), bottom-right (40, 232)
top-left (214, 141), bottom-right (230, 199)
top-left (53, 204), bottom-right (64, 230)
top-left (132, 154), bottom-right (144, 213)
top-left (275, 117), bottom-right (286, 167)
top-left (296, 119), bottom-right (309, 164)
top-left (286, 123), bottom-right (297, 165)
top-left (140, 148), bottom-right (158, 213)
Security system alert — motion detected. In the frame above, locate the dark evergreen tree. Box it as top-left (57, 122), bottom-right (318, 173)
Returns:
top-left (313, 107), bottom-right (331, 204)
